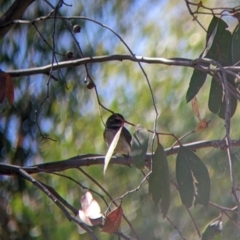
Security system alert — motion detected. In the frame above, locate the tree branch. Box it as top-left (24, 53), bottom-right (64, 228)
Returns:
top-left (0, 0), bottom-right (35, 38)
top-left (1, 139), bottom-right (240, 176)
top-left (6, 55), bottom-right (240, 79)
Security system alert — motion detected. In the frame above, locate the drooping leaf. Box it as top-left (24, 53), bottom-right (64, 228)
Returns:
top-left (201, 219), bottom-right (222, 240)
top-left (158, 144), bottom-right (170, 218)
top-left (102, 206), bottom-right (123, 233)
top-left (195, 118), bottom-right (210, 132)
top-left (5, 73), bottom-right (14, 104)
top-left (218, 94), bottom-right (237, 120)
top-left (230, 24), bottom-right (240, 65)
top-left (149, 144), bottom-right (170, 217)
top-left (205, 17), bottom-right (238, 118)
top-left (131, 125), bottom-right (149, 169)
top-left (208, 78), bottom-right (222, 114)
top-left (176, 146), bottom-right (210, 208)
top-left (104, 127), bottom-right (122, 175)
top-left (186, 16), bottom-right (221, 103)
top-left (0, 76), bottom-right (5, 103)
top-left (191, 97), bottom-right (201, 121)
top-left (186, 69), bottom-right (207, 103)
top-left (202, 18), bottom-right (219, 58)
top-left (218, 77), bottom-right (237, 119)
top-left (208, 77), bottom-right (237, 119)
top-left (205, 17), bottom-right (231, 65)
top-left (176, 147), bottom-right (195, 208)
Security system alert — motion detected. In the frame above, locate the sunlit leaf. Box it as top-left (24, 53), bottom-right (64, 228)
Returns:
top-left (79, 191), bottom-right (103, 226)
top-left (202, 219), bottom-right (222, 240)
top-left (149, 144), bottom-right (170, 217)
top-left (102, 206), bottom-right (123, 233)
top-left (104, 127), bottom-right (122, 175)
top-left (176, 146), bottom-right (210, 208)
top-left (131, 125), bottom-right (149, 169)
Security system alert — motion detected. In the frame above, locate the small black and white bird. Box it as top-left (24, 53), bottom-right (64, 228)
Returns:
top-left (103, 113), bottom-right (132, 156)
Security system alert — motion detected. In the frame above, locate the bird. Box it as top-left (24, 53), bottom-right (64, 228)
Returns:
top-left (103, 113), bottom-right (132, 156)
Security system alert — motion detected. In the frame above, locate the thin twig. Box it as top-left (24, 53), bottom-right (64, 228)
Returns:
top-left (184, 207), bottom-right (201, 237)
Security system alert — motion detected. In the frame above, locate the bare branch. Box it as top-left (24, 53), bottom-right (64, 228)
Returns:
top-left (6, 55), bottom-right (240, 79)
top-left (1, 139), bottom-right (240, 176)
top-left (0, 0), bottom-right (35, 38)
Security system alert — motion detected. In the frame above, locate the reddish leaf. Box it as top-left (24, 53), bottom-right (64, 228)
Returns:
top-left (0, 76), bottom-right (5, 103)
top-left (102, 206), bottom-right (123, 234)
top-left (5, 73), bottom-right (14, 104)
top-left (191, 97), bottom-right (201, 121)
top-left (195, 119), bottom-right (210, 131)
top-left (0, 70), bottom-right (14, 105)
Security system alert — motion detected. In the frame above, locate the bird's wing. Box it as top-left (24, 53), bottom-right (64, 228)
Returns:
top-left (122, 127), bottom-right (132, 146)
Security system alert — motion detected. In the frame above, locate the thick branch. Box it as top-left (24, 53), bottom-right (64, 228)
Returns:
top-left (0, 0), bottom-right (35, 38)
top-left (1, 139), bottom-right (240, 176)
top-left (6, 55), bottom-right (240, 79)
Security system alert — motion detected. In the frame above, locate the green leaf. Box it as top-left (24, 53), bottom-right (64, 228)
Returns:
top-left (202, 19), bottom-right (219, 58)
top-left (149, 144), bottom-right (170, 218)
top-left (103, 127), bottom-right (122, 175)
top-left (230, 24), bottom-right (240, 65)
top-left (176, 146), bottom-right (210, 208)
top-left (208, 75), bottom-right (237, 119)
top-left (208, 78), bottom-right (222, 114)
top-left (206, 17), bottom-right (238, 119)
top-left (218, 90), bottom-right (237, 119)
top-left (205, 17), bottom-right (231, 65)
top-left (131, 125), bottom-right (149, 169)
top-left (186, 69), bottom-right (207, 103)
top-left (202, 219), bottom-right (222, 240)
top-left (186, 17), bottom-right (221, 103)
top-left (176, 147), bottom-right (194, 208)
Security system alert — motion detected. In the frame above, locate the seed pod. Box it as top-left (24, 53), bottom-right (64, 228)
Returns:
top-left (66, 51), bottom-right (74, 59)
top-left (86, 80), bottom-right (95, 89)
top-left (73, 25), bottom-right (81, 33)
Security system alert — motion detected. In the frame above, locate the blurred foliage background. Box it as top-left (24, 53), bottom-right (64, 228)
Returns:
top-left (1, 0), bottom-right (240, 239)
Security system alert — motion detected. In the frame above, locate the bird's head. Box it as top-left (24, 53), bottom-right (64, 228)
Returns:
top-left (105, 113), bottom-right (125, 129)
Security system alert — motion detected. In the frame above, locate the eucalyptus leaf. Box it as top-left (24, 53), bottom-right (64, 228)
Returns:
top-left (208, 78), bottom-right (222, 114)
top-left (205, 17), bottom-right (238, 118)
top-left (103, 127), bottom-right (122, 175)
top-left (131, 125), bottom-right (149, 169)
top-left (230, 24), bottom-right (240, 65)
top-left (149, 144), bottom-right (170, 217)
top-left (218, 89), bottom-right (237, 119)
top-left (176, 147), bottom-right (194, 208)
top-left (176, 146), bottom-right (210, 208)
top-left (186, 69), bottom-right (207, 103)
top-left (205, 17), bottom-right (231, 65)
